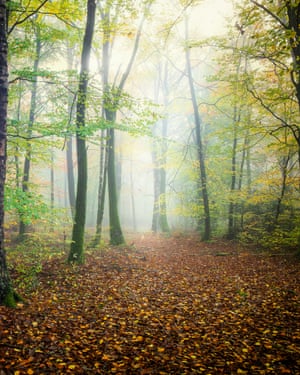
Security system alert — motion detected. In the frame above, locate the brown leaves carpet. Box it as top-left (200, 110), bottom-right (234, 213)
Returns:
top-left (0, 234), bottom-right (299, 374)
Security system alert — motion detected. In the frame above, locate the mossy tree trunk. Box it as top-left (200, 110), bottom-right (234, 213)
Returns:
top-left (68, 0), bottom-right (96, 263)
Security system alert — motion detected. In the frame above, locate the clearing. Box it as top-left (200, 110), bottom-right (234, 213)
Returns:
top-left (0, 234), bottom-right (299, 374)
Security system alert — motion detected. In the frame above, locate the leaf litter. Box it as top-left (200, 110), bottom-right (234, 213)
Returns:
top-left (0, 234), bottom-right (299, 374)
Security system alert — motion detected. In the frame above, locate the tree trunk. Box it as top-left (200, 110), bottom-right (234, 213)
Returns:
top-left (151, 61), bottom-right (170, 234)
top-left (151, 136), bottom-right (160, 233)
top-left (275, 152), bottom-right (290, 225)
top-left (238, 131), bottom-right (250, 230)
top-left (66, 137), bottom-right (75, 219)
top-left (66, 46), bottom-right (76, 219)
top-left (68, 0), bottom-right (96, 263)
top-left (0, 0), bottom-right (20, 307)
top-left (286, 3), bottom-right (300, 111)
top-left (158, 62), bottom-right (170, 233)
top-left (96, 3), bottom-right (148, 245)
top-left (93, 7), bottom-right (110, 245)
top-left (227, 29), bottom-right (247, 240)
top-left (227, 108), bottom-right (239, 239)
top-left (92, 129), bottom-right (107, 246)
top-left (14, 80), bottom-right (22, 188)
top-left (159, 117), bottom-right (170, 233)
top-left (129, 157), bottom-right (137, 231)
top-left (151, 129), bottom-right (170, 234)
top-left (19, 27), bottom-right (41, 237)
top-left (107, 126), bottom-right (125, 245)
top-left (185, 17), bottom-right (211, 241)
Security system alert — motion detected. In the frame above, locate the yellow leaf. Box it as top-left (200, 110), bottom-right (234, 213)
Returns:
top-left (27, 370), bottom-right (34, 375)
top-left (68, 365), bottom-right (76, 370)
top-left (57, 363), bottom-right (66, 368)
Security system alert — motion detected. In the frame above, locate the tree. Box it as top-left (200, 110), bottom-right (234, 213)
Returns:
top-left (68, 0), bottom-right (96, 263)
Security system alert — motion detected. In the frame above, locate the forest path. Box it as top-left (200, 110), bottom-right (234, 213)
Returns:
top-left (1, 234), bottom-right (299, 374)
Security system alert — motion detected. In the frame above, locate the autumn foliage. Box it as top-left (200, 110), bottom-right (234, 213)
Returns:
top-left (0, 234), bottom-right (299, 374)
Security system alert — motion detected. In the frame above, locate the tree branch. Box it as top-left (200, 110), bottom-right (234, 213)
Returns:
top-left (250, 0), bottom-right (288, 29)
top-left (246, 83), bottom-right (300, 145)
top-left (8, 0), bottom-right (49, 35)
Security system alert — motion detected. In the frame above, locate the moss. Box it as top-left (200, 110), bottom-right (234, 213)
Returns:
top-left (2, 289), bottom-right (23, 308)
top-left (3, 289), bottom-right (17, 308)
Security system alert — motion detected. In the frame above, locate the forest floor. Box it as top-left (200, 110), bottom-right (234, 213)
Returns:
top-left (0, 233), bottom-right (300, 374)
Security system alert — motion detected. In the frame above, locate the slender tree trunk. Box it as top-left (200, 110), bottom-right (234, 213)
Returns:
top-left (49, 146), bottom-right (54, 231)
top-left (275, 152), bottom-right (290, 224)
top-left (151, 129), bottom-right (169, 233)
top-left (66, 137), bottom-right (75, 218)
top-left (98, 4), bottom-right (148, 245)
top-left (151, 136), bottom-right (160, 233)
top-left (92, 129), bottom-right (107, 246)
top-left (151, 62), bottom-right (170, 233)
top-left (14, 80), bottom-right (22, 188)
top-left (68, 0), bottom-right (96, 263)
top-left (19, 28), bottom-right (41, 237)
top-left (107, 126), bottom-right (124, 245)
top-left (129, 157), bottom-right (137, 231)
top-left (159, 117), bottom-right (170, 233)
top-left (93, 6), bottom-right (110, 245)
top-left (227, 29), bottom-right (247, 239)
top-left (185, 17), bottom-right (211, 241)
top-left (98, 5), bottom-right (124, 245)
top-left (66, 46), bottom-right (76, 219)
top-left (158, 62), bottom-right (170, 233)
top-left (227, 108), bottom-right (239, 239)
top-left (238, 131), bottom-right (250, 230)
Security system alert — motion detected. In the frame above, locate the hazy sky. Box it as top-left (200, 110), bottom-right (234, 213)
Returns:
top-left (194, 0), bottom-right (233, 37)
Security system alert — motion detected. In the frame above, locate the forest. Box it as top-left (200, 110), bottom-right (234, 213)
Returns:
top-left (0, 0), bottom-right (299, 373)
